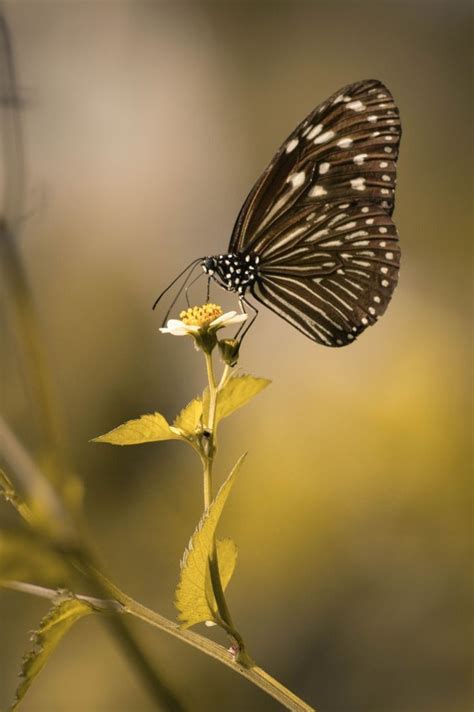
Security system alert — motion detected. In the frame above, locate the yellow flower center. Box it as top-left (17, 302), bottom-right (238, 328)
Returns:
top-left (179, 303), bottom-right (223, 327)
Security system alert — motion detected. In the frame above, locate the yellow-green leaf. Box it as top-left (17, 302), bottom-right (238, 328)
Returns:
top-left (173, 397), bottom-right (203, 437)
top-left (175, 454), bottom-right (245, 628)
top-left (209, 374), bottom-right (271, 424)
top-left (92, 412), bottom-right (182, 446)
top-left (12, 595), bottom-right (95, 710)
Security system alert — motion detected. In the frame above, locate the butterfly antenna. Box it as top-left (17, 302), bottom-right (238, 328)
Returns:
top-left (184, 269), bottom-right (206, 307)
top-left (161, 260), bottom-right (203, 326)
top-left (152, 257), bottom-right (204, 310)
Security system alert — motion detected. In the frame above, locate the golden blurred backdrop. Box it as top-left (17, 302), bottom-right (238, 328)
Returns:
top-left (0, 1), bottom-right (472, 711)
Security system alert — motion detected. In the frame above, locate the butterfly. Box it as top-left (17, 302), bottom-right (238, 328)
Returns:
top-left (157, 79), bottom-right (401, 347)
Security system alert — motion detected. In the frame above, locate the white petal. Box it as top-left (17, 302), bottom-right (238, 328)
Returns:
top-left (159, 327), bottom-right (187, 335)
top-left (210, 311), bottom-right (238, 328)
top-left (210, 311), bottom-right (248, 329)
top-left (159, 319), bottom-right (200, 336)
top-left (223, 313), bottom-right (248, 326)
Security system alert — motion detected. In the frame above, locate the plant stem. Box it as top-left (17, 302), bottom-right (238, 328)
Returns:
top-left (200, 350), bottom-right (253, 664)
top-left (204, 351), bottom-right (218, 436)
top-left (217, 363), bottom-right (233, 390)
top-left (4, 578), bottom-right (315, 712)
top-left (203, 350), bottom-right (218, 509)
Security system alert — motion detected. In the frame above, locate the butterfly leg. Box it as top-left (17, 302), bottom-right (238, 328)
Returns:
top-left (235, 296), bottom-right (259, 341)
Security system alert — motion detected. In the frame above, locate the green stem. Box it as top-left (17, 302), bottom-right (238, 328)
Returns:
top-left (204, 351), bottom-right (218, 438)
top-left (217, 363), bottom-right (233, 390)
top-left (201, 350), bottom-right (252, 662)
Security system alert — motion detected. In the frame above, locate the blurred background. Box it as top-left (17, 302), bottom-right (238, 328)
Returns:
top-left (0, 1), bottom-right (471, 711)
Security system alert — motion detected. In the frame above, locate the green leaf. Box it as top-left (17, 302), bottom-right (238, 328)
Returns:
top-left (175, 454), bottom-right (245, 628)
top-left (206, 374), bottom-right (271, 424)
top-left (12, 594), bottom-right (95, 710)
top-left (0, 469), bottom-right (34, 525)
top-left (173, 397), bottom-right (203, 438)
top-left (92, 412), bottom-right (183, 446)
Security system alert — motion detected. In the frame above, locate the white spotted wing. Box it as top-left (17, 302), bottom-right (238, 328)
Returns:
top-left (229, 79), bottom-right (401, 346)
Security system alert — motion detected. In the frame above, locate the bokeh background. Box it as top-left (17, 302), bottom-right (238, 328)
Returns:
top-left (0, 2), bottom-right (472, 711)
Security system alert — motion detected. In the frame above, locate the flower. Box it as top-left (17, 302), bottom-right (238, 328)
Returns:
top-left (159, 304), bottom-right (247, 336)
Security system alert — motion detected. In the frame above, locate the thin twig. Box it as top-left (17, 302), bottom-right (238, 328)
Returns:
top-left (1, 579), bottom-right (123, 612)
top-left (3, 577), bottom-right (315, 712)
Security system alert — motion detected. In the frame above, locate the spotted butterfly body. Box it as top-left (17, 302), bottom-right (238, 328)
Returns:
top-left (203, 79), bottom-right (402, 347)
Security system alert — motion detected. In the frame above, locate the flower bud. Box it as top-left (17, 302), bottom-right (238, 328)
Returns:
top-left (218, 338), bottom-right (240, 367)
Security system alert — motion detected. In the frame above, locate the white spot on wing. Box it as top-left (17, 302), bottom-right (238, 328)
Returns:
top-left (328, 213), bottom-right (347, 226)
top-left (285, 138), bottom-right (299, 153)
top-left (287, 171), bottom-right (306, 189)
top-left (353, 153), bottom-right (368, 165)
top-left (310, 229), bottom-right (329, 240)
top-left (307, 124), bottom-right (323, 140)
top-left (348, 230), bottom-right (369, 239)
top-left (309, 185), bottom-right (328, 197)
top-left (314, 130), bottom-right (335, 144)
top-left (346, 100), bottom-right (365, 112)
top-left (351, 177), bottom-right (366, 191)
top-left (336, 221), bottom-right (356, 231)
top-left (319, 239), bottom-right (342, 247)
top-left (319, 162), bottom-right (330, 174)
top-left (337, 137), bottom-right (353, 148)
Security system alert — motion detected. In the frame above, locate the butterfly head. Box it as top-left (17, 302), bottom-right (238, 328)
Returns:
top-left (201, 256), bottom-right (217, 276)
top-left (202, 253), bottom-right (259, 295)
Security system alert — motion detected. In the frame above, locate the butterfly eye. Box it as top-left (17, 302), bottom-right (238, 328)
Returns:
top-left (203, 257), bottom-right (216, 274)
